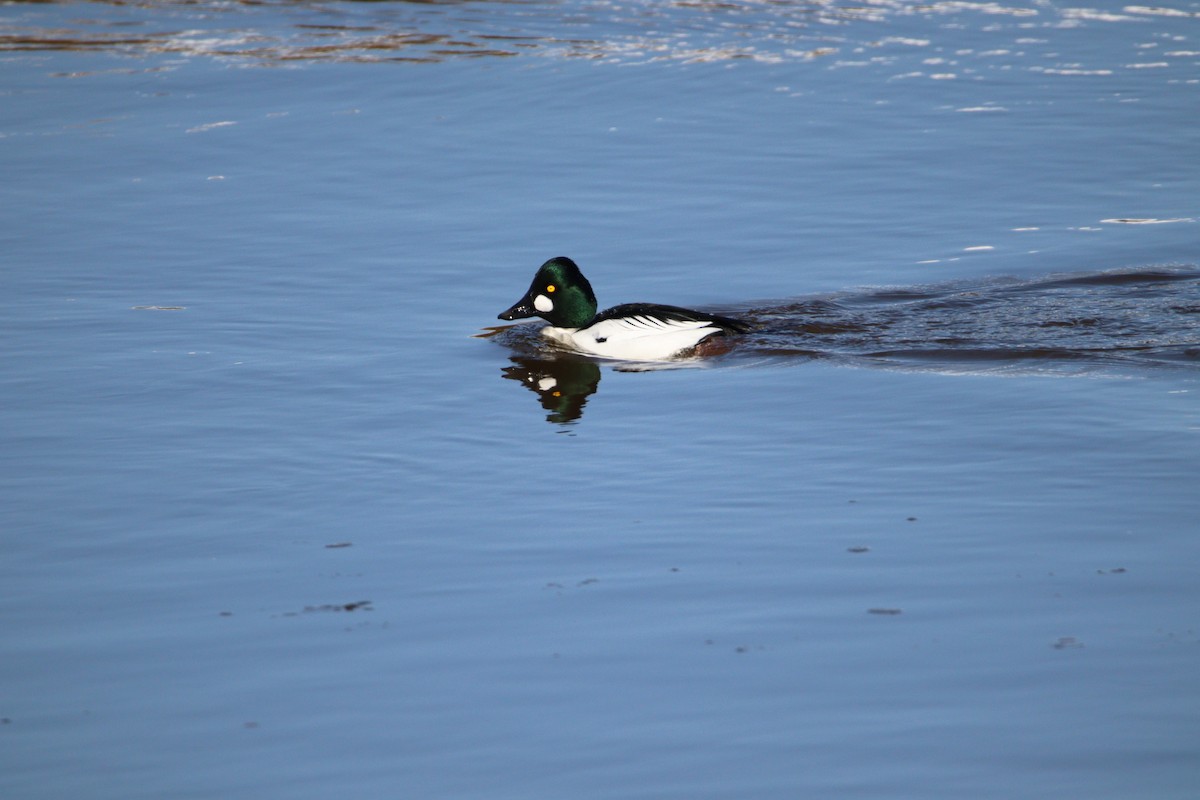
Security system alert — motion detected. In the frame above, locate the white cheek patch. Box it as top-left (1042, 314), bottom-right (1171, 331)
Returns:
top-left (537, 377), bottom-right (558, 391)
top-left (534, 294), bottom-right (554, 313)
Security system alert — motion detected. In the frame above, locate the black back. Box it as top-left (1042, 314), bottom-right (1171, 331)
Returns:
top-left (594, 303), bottom-right (750, 334)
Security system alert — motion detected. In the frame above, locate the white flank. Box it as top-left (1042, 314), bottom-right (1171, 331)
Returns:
top-left (541, 315), bottom-right (723, 362)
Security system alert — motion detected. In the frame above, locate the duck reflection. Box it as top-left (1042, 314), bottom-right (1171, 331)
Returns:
top-left (501, 354), bottom-right (601, 425)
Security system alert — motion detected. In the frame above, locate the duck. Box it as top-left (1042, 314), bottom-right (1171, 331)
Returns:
top-left (498, 256), bottom-right (749, 362)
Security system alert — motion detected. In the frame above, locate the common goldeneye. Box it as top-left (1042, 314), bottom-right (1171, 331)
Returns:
top-left (498, 257), bottom-right (749, 361)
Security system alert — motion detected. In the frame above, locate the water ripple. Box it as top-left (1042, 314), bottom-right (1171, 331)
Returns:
top-left (3, 0), bottom-right (1198, 71)
top-left (742, 267), bottom-right (1200, 373)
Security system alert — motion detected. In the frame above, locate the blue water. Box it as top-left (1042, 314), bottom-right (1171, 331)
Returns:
top-left (2, 2), bottom-right (1199, 798)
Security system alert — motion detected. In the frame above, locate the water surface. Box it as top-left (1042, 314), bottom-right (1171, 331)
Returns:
top-left (2, 1), bottom-right (1199, 798)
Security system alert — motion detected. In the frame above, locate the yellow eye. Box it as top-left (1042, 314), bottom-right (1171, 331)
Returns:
top-left (546, 285), bottom-right (556, 293)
